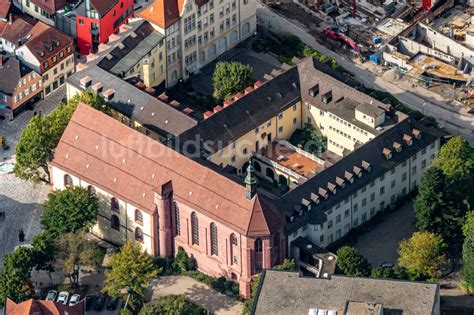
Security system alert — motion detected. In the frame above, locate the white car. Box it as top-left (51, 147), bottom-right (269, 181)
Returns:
top-left (69, 294), bottom-right (81, 306)
top-left (56, 291), bottom-right (70, 305)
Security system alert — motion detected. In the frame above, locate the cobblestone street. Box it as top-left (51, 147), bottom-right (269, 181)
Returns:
top-left (0, 86), bottom-right (66, 265)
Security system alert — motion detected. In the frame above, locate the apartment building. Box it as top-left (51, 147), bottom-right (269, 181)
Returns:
top-left (15, 21), bottom-right (74, 96)
top-left (0, 16), bottom-right (35, 54)
top-left (97, 20), bottom-right (167, 88)
top-left (0, 55), bottom-right (42, 119)
top-left (139, 0), bottom-right (256, 86)
top-left (12, 0), bottom-right (72, 26)
top-left (75, 0), bottom-right (134, 55)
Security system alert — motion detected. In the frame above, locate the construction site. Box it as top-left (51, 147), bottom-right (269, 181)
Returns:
top-left (266, 0), bottom-right (474, 108)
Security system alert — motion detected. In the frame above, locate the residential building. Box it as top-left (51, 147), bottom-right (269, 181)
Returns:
top-left (50, 57), bottom-right (442, 298)
top-left (252, 270), bottom-right (440, 315)
top-left (0, 0), bottom-right (12, 22)
top-left (0, 55), bottom-right (42, 119)
top-left (15, 21), bottom-right (74, 96)
top-left (12, 0), bottom-right (73, 26)
top-left (50, 103), bottom-right (285, 297)
top-left (4, 297), bottom-right (84, 314)
top-left (75, 0), bottom-right (134, 55)
top-left (97, 20), bottom-right (167, 88)
top-left (138, 0), bottom-right (256, 86)
top-left (0, 16), bottom-right (35, 54)
top-left (66, 65), bottom-right (197, 140)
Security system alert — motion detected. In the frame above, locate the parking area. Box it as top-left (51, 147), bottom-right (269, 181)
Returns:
top-left (191, 40), bottom-right (282, 96)
top-left (353, 202), bottom-right (415, 267)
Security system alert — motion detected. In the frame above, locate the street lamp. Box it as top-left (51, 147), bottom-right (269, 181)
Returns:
top-left (422, 102), bottom-right (427, 114)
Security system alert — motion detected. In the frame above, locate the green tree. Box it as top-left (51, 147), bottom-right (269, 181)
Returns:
top-left (335, 246), bottom-right (371, 277)
top-left (171, 247), bottom-right (196, 273)
top-left (0, 247), bottom-right (36, 307)
top-left (463, 211), bottom-right (474, 237)
top-left (139, 295), bottom-right (206, 315)
top-left (14, 91), bottom-right (111, 183)
top-left (57, 231), bottom-right (104, 287)
top-left (414, 166), bottom-right (464, 244)
top-left (274, 259), bottom-right (297, 271)
top-left (103, 241), bottom-right (160, 312)
top-left (41, 186), bottom-right (98, 236)
top-left (371, 265), bottom-right (408, 280)
top-left (437, 136), bottom-right (474, 207)
top-left (68, 91), bottom-right (112, 116)
top-left (31, 232), bottom-right (56, 271)
top-left (212, 61), bottom-right (253, 99)
top-left (398, 232), bottom-right (447, 281)
top-left (462, 227), bottom-right (474, 292)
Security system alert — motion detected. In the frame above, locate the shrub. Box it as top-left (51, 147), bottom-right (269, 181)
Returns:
top-left (140, 295), bottom-right (206, 315)
top-left (172, 247), bottom-right (196, 273)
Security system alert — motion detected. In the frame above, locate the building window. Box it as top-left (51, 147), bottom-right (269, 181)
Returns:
top-left (231, 233), bottom-right (237, 246)
top-left (111, 215), bottom-right (120, 231)
top-left (64, 174), bottom-right (73, 187)
top-left (210, 223), bottom-right (218, 256)
top-left (255, 238), bottom-right (262, 252)
top-left (175, 205), bottom-right (180, 235)
top-left (111, 197), bottom-right (119, 211)
top-left (135, 209), bottom-right (143, 224)
top-left (191, 212), bottom-right (199, 245)
top-left (380, 186), bottom-right (385, 195)
top-left (135, 227), bottom-right (143, 242)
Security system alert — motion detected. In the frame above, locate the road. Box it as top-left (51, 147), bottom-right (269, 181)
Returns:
top-left (256, 3), bottom-right (474, 144)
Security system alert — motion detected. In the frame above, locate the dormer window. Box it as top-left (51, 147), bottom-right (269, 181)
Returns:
top-left (336, 177), bottom-right (345, 188)
top-left (361, 160), bottom-right (371, 172)
top-left (403, 134), bottom-right (413, 146)
top-left (412, 129), bottom-right (421, 139)
top-left (290, 215), bottom-right (295, 222)
top-left (383, 148), bottom-right (393, 160)
top-left (319, 187), bottom-right (328, 199)
top-left (393, 142), bottom-right (402, 153)
top-left (302, 198), bottom-right (311, 210)
top-left (321, 91), bottom-right (332, 104)
top-left (345, 171), bottom-right (354, 183)
top-left (311, 193), bottom-right (320, 205)
top-left (353, 166), bottom-right (362, 178)
top-left (328, 182), bottom-right (337, 194)
top-left (309, 84), bottom-right (319, 97)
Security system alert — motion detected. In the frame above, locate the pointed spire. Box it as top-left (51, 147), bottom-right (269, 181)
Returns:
top-left (245, 163), bottom-right (257, 200)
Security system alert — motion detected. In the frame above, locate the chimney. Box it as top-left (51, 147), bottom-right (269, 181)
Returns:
top-left (8, 14), bottom-right (13, 25)
top-left (244, 164), bottom-right (257, 200)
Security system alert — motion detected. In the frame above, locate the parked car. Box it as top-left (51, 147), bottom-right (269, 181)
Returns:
top-left (380, 262), bottom-right (394, 268)
top-left (106, 296), bottom-right (121, 310)
top-left (84, 295), bottom-right (95, 311)
top-left (93, 295), bottom-right (106, 311)
top-left (45, 290), bottom-right (57, 301)
top-left (69, 294), bottom-right (81, 306)
top-left (57, 291), bottom-right (70, 305)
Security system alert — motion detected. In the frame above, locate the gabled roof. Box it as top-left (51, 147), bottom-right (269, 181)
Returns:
top-left (66, 65), bottom-right (197, 137)
top-left (0, 56), bottom-right (33, 95)
top-left (51, 104), bottom-right (283, 236)
top-left (138, 0), bottom-right (185, 29)
top-left (5, 298), bottom-right (84, 315)
top-left (30, 0), bottom-right (70, 15)
top-left (23, 21), bottom-right (73, 64)
top-left (0, 0), bottom-right (11, 20)
top-left (90, 0), bottom-right (122, 16)
top-left (1, 16), bottom-right (35, 45)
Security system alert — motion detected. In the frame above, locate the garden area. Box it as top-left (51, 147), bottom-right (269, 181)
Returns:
top-left (289, 123), bottom-right (327, 155)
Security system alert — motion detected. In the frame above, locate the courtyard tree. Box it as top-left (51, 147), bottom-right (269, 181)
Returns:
top-left (57, 231), bottom-right (104, 287)
top-left (414, 166), bottom-right (464, 244)
top-left (0, 247), bottom-right (36, 307)
top-left (139, 295), bottom-right (206, 315)
top-left (335, 246), bottom-right (371, 277)
top-left (436, 136), bottom-right (474, 207)
top-left (398, 232), bottom-right (447, 281)
top-left (103, 241), bottom-right (160, 312)
top-left (274, 259), bottom-right (297, 271)
top-left (68, 91), bottom-right (112, 116)
top-left (212, 61), bottom-right (254, 100)
top-left (15, 91), bottom-right (111, 183)
top-left (41, 186), bottom-right (98, 236)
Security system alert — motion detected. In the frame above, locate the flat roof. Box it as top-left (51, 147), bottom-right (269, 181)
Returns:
top-left (253, 270), bottom-right (439, 315)
top-left (260, 142), bottom-right (325, 178)
top-left (409, 54), bottom-right (469, 81)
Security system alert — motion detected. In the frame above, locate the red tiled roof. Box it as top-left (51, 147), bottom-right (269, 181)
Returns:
top-left (51, 104), bottom-right (283, 236)
top-left (24, 21), bottom-right (73, 63)
top-left (138, 0), bottom-right (184, 29)
top-left (90, 0), bottom-right (123, 16)
top-left (0, 0), bottom-right (11, 19)
top-left (0, 17), bottom-right (35, 44)
top-left (31, 0), bottom-right (69, 15)
top-left (5, 298), bottom-right (84, 315)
